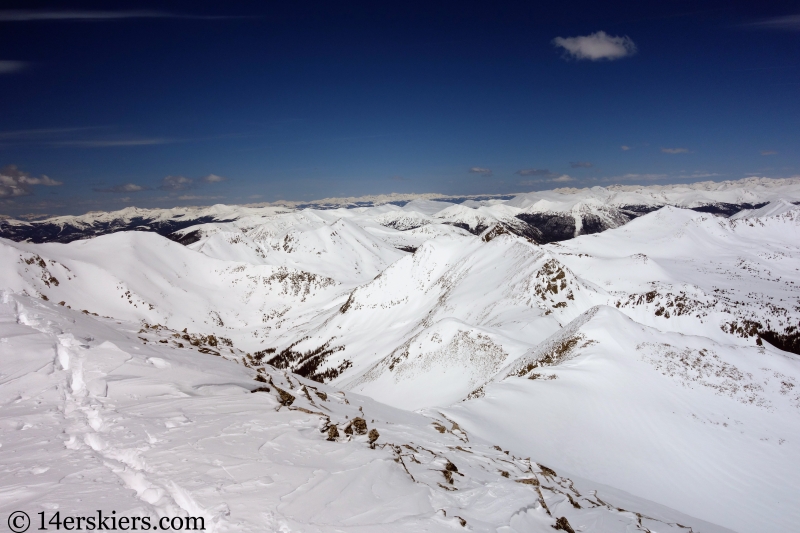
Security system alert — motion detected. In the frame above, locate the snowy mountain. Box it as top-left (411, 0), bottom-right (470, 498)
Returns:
top-left (3, 177), bottom-right (798, 244)
top-left (1, 176), bottom-right (800, 532)
top-left (0, 292), bottom-right (731, 533)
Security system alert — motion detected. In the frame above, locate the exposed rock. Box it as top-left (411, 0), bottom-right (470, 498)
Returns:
top-left (327, 425), bottom-right (339, 441)
top-left (553, 516), bottom-right (575, 533)
top-left (274, 386), bottom-right (295, 406)
top-left (368, 428), bottom-right (380, 445)
top-left (348, 417), bottom-right (368, 435)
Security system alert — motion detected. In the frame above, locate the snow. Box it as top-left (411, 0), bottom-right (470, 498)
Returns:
top-left (0, 292), bottom-right (727, 532)
top-left (507, 177), bottom-right (800, 210)
top-left (2, 177), bottom-right (800, 532)
top-left (445, 306), bottom-right (800, 533)
top-left (401, 199), bottom-right (456, 215)
top-left (729, 199), bottom-right (799, 220)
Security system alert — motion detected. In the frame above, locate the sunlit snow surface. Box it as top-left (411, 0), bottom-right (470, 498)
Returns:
top-left (2, 181), bottom-right (800, 532)
top-left (0, 294), bottom-right (731, 532)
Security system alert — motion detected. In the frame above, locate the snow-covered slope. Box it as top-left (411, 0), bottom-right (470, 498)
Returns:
top-left (186, 214), bottom-right (405, 285)
top-left (0, 292), bottom-right (730, 532)
top-left (0, 232), bottom-right (345, 356)
top-left (0, 205), bottom-right (293, 244)
top-left (729, 198), bottom-right (799, 220)
top-left (2, 177), bottom-right (800, 533)
top-left (507, 177), bottom-right (800, 213)
top-left (444, 305), bottom-right (800, 533)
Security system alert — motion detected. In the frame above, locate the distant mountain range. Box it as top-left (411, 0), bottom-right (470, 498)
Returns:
top-left (2, 177), bottom-right (798, 244)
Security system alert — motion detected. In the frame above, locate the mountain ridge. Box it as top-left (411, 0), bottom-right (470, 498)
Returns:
top-left (3, 176), bottom-right (799, 244)
top-left (1, 177), bottom-right (799, 532)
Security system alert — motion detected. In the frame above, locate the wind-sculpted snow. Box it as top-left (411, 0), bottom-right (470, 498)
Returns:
top-left (0, 293), bottom-right (727, 532)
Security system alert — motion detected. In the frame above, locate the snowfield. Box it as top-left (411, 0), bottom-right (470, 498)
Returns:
top-left (0, 293), bottom-right (732, 532)
top-left (1, 177), bottom-right (799, 532)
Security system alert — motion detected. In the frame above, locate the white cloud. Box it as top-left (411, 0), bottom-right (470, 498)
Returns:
top-left (551, 174), bottom-right (574, 182)
top-left (469, 167), bottom-right (493, 177)
top-left (94, 183), bottom-right (148, 193)
top-left (159, 175), bottom-right (194, 191)
top-left (661, 147), bottom-right (690, 154)
top-left (621, 145), bottom-right (631, 151)
top-left (0, 165), bottom-right (62, 198)
top-left (0, 61), bottom-right (26, 74)
top-left (200, 173), bottom-right (227, 183)
top-left (553, 31), bottom-right (637, 61)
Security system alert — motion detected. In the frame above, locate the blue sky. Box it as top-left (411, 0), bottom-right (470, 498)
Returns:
top-left (0, 1), bottom-right (798, 217)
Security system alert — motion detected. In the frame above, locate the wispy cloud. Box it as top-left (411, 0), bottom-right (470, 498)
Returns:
top-left (553, 31), bottom-right (637, 61)
top-left (661, 147), bottom-right (690, 154)
top-left (0, 60), bottom-right (26, 74)
top-left (515, 168), bottom-right (553, 177)
top-left (200, 173), bottom-right (228, 183)
top-left (742, 14), bottom-right (800, 31)
top-left (761, 150), bottom-right (778, 155)
top-left (0, 10), bottom-right (242, 22)
top-left (469, 167), bottom-right (493, 177)
top-left (14, 212), bottom-right (52, 221)
top-left (520, 174), bottom-right (574, 186)
top-left (52, 138), bottom-right (174, 148)
top-left (570, 161), bottom-right (593, 168)
top-left (0, 127), bottom-right (244, 149)
top-left (94, 183), bottom-right (148, 193)
top-left (0, 126), bottom-right (108, 140)
top-left (621, 145), bottom-right (631, 151)
top-left (177, 194), bottom-right (224, 201)
top-left (680, 172), bottom-right (720, 179)
top-left (159, 175), bottom-right (194, 191)
top-left (0, 164), bottom-right (62, 198)
top-left (606, 173), bottom-right (667, 182)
